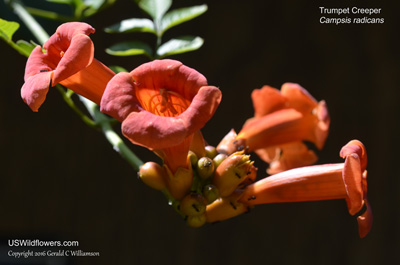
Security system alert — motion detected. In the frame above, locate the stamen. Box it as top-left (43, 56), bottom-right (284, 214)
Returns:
top-left (146, 88), bottom-right (190, 117)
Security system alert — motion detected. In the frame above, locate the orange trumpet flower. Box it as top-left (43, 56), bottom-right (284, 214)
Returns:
top-left (100, 59), bottom-right (222, 198)
top-left (238, 140), bottom-right (372, 238)
top-left (21, 22), bottom-right (114, 111)
top-left (234, 83), bottom-right (330, 173)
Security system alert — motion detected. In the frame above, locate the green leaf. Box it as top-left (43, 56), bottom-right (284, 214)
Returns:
top-left (161, 4), bottom-right (207, 34)
top-left (106, 41), bottom-right (153, 58)
top-left (0, 18), bottom-right (19, 41)
top-left (104, 18), bottom-right (155, 34)
top-left (46, 0), bottom-right (74, 4)
top-left (0, 19), bottom-right (35, 57)
top-left (83, 0), bottom-right (106, 9)
top-left (136, 0), bottom-right (172, 20)
top-left (16, 40), bottom-right (35, 56)
top-left (156, 36), bottom-right (203, 58)
top-left (109, 65), bottom-right (129, 73)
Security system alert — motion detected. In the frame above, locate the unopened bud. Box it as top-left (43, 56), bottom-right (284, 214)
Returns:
top-left (212, 151), bottom-right (254, 197)
top-left (213, 153), bottom-right (228, 168)
top-left (138, 162), bottom-right (167, 191)
top-left (205, 145), bottom-right (218, 159)
top-left (197, 157), bottom-right (215, 179)
top-left (203, 184), bottom-right (220, 204)
top-left (164, 163), bottom-right (193, 200)
top-left (216, 129), bottom-right (238, 155)
top-left (188, 151), bottom-right (198, 167)
top-left (205, 190), bottom-right (249, 223)
top-left (180, 193), bottom-right (207, 216)
top-left (240, 165), bottom-right (258, 187)
top-left (187, 214), bottom-right (206, 228)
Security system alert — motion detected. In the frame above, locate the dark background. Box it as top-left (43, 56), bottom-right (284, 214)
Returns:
top-left (1, 0), bottom-right (399, 264)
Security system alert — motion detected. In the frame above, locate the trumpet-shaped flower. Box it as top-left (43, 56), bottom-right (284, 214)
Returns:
top-left (234, 83), bottom-right (330, 173)
top-left (237, 140), bottom-right (372, 238)
top-left (100, 59), bottom-right (222, 196)
top-left (21, 22), bottom-right (115, 111)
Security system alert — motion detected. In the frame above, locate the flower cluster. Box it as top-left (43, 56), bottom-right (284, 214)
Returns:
top-left (21, 22), bottom-right (372, 237)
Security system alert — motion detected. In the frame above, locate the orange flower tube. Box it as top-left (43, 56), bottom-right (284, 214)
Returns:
top-left (21, 22), bottom-right (115, 111)
top-left (239, 140), bottom-right (372, 238)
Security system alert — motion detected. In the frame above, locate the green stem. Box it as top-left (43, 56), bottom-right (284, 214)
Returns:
top-left (24, 6), bottom-right (74, 22)
top-left (56, 86), bottom-right (98, 129)
top-left (11, 0), bottom-right (144, 172)
top-left (80, 96), bottom-right (144, 171)
top-left (162, 189), bottom-right (184, 218)
top-left (10, 0), bottom-right (50, 44)
top-left (154, 18), bottom-right (162, 59)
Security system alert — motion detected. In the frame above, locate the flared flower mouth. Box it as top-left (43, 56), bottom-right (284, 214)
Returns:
top-left (232, 83), bottom-right (330, 173)
top-left (21, 22), bottom-right (114, 111)
top-left (101, 59), bottom-right (222, 172)
top-left (237, 83), bottom-right (330, 150)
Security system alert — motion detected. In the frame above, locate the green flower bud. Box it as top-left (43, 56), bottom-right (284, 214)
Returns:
top-left (180, 193), bottom-right (207, 216)
top-left (186, 214), bottom-right (206, 228)
top-left (203, 184), bottom-right (220, 204)
top-left (138, 162), bottom-right (167, 191)
top-left (213, 153), bottom-right (228, 168)
top-left (188, 151), bottom-right (198, 167)
top-left (205, 145), bottom-right (218, 159)
top-left (196, 157), bottom-right (215, 179)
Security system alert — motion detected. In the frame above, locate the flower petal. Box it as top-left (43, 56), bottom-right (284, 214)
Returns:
top-left (281, 83), bottom-right (318, 114)
top-left (121, 85), bottom-right (221, 150)
top-left (21, 71), bottom-right (52, 112)
top-left (237, 108), bottom-right (304, 151)
top-left (52, 34), bottom-right (94, 85)
top-left (44, 22), bottom-right (95, 53)
top-left (340, 140), bottom-right (367, 172)
top-left (342, 153), bottom-right (364, 215)
top-left (357, 199), bottom-right (373, 238)
top-left (100, 72), bottom-right (142, 122)
top-left (131, 59), bottom-right (208, 100)
top-left (24, 46), bottom-right (55, 81)
top-left (181, 86), bottom-right (222, 130)
top-left (251, 86), bottom-right (287, 117)
top-left (122, 111), bottom-right (188, 150)
top-left (255, 141), bottom-right (318, 174)
top-left (313, 100), bottom-right (330, 149)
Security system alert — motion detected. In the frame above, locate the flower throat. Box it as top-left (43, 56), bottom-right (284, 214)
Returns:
top-left (147, 88), bottom-right (190, 117)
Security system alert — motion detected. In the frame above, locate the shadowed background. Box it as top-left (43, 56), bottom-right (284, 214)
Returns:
top-left (0, 0), bottom-right (399, 264)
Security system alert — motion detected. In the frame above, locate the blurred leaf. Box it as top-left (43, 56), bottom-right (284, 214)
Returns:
top-left (109, 65), bottom-right (129, 73)
top-left (16, 40), bottom-right (35, 55)
top-left (46, 0), bottom-right (74, 4)
top-left (106, 41), bottom-right (153, 58)
top-left (157, 36), bottom-right (203, 58)
top-left (83, 0), bottom-right (106, 9)
top-left (0, 18), bottom-right (19, 41)
top-left (105, 18), bottom-right (155, 34)
top-left (161, 4), bottom-right (207, 34)
top-left (136, 0), bottom-right (172, 20)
